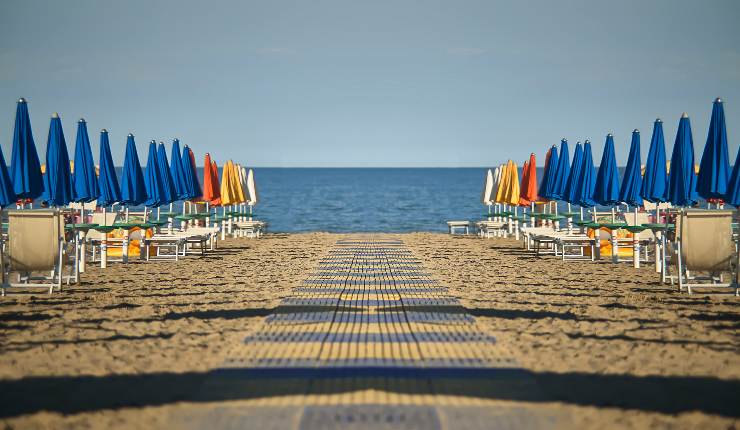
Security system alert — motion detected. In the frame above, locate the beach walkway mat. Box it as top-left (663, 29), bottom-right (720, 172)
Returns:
top-left (184, 236), bottom-right (568, 429)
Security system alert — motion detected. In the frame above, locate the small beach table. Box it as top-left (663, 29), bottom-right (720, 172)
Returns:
top-left (446, 221), bottom-right (470, 235)
top-left (65, 223), bottom-right (99, 276)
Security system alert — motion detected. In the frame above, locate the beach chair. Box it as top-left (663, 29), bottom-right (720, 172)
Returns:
top-left (674, 210), bottom-right (739, 295)
top-left (1, 210), bottom-right (69, 295)
top-left (477, 220), bottom-right (507, 238)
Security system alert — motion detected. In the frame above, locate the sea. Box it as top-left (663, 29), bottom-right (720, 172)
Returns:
top-left (80, 166), bottom-right (663, 233)
top-left (251, 168), bottom-right (485, 233)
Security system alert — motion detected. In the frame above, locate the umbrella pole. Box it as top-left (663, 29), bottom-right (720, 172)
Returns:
top-left (79, 202), bottom-right (86, 274)
top-left (514, 206), bottom-right (519, 240)
top-left (530, 202), bottom-right (535, 227)
top-left (122, 206), bottom-right (129, 264)
top-left (655, 203), bottom-right (662, 273)
top-left (101, 207), bottom-right (107, 269)
top-left (633, 205), bottom-right (640, 268)
top-left (593, 207), bottom-right (600, 260)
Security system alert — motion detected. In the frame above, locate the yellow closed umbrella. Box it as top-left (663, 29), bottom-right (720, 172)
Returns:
top-left (502, 160), bottom-right (520, 206)
top-left (219, 161), bottom-right (239, 205)
top-left (494, 163), bottom-right (509, 203)
top-left (233, 163), bottom-right (247, 203)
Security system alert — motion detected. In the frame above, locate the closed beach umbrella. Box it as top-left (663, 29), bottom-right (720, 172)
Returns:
top-left (667, 113), bottom-right (698, 207)
top-left (181, 146), bottom-right (202, 200)
top-left (219, 161), bottom-right (238, 205)
top-left (210, 160), bottom-right (222, 206)
top-left (539, 145), bottom-right (559, 201)
top-left (120, 134), bottom-right (147, 206)
top-left (495, 163), bottom-right (509, 203)
top-left (577, 140), bottom-right (596, 208)
top-left (144, 141), bottom-right (166, 207)
top-left (552, 139), bottom-right (570, 199)
top-left (481, 169), bottom-right (494, 205)
top-left (696, 98), bottom-right (730, 201)
top-left (97, 129), bottom-right (121, 207)
top-left (0, 145), bottom-right (17, 208)
top-left (593, 134), bottom-right (621, 206)
top-left (564, 142), bottom-right (584, 205)
top-left (170, 139), bottom-right (187, 200)
top-left (725, 146), bottom-right (740, 207)
top-left (619, 130), bottom-right (643, 207)
top-left (10, 98), bottom-right (43, 200)
top-left (641, 119), bottom-right (668, 203)
top-left (502, 160), bottom-right (520, 205)
top-left (247, 168), bottom-right (258, 205)
top-left (233, 163), bottom-right (247, 203)
top-left (42, 113), bottom-right (73, 207)
top-left (157, 142), bottom-right (177, 205)
top-left (202, 153), bottom-right (220, 205)
top-left (72, 119), bottom-right (100, 203)
top-left (519, 153), bottom-right (538, 206)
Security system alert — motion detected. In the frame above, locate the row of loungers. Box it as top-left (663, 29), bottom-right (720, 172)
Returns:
top-left (0, 209), bottom-right (266, 295)
top-left (478, 209), bottom-right (739, 296)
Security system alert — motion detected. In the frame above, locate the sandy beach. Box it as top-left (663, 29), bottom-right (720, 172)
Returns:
top-left (0, 233), bottom-right (738, 429)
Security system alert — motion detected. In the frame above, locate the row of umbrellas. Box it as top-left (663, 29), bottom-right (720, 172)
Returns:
top-left (0, 98), bottom-right (257, 211)
top-left (483, 98), bottom-right (736, 210)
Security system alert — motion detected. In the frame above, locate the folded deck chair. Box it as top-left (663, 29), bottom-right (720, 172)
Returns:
top-left (2, 210), bottom-right (69, 295)
top-left (675, 210), bottom-right (738, 295)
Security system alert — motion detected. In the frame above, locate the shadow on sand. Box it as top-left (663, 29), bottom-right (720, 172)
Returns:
top-left (0, 368), bottom-right (737, 418)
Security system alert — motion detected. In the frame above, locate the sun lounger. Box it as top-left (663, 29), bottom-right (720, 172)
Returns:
top-left (233, 220), bottom-right (265, 238)
top-left (142, 229), bottom-right (210, 260)
top-left (2, 210), bottom-right (71, 295)
top-left (673, 210), bottom-right (738, 295)
top-left (476, 220), bottom-right (506, 238)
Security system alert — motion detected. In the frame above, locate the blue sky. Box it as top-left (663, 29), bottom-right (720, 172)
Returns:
top-left (1, 0), bottom-right (738, 167)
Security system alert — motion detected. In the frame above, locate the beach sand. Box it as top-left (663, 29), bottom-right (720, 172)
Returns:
top-left (0, 233), bottom-right (738, 429)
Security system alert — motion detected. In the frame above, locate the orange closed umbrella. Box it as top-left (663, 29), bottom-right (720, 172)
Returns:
top-left (519, 153), bottom-right (538, 206)
top-left (202, 153), bottom-right (221, 206)
top-left (210, 160), bottom-right (221, 206)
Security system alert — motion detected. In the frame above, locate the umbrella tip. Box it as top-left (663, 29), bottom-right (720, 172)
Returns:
top-left (633, 129), bottom-right (639, 133)
top-left (101, 128), bottom-right (107, 133)
top-left (18, 97), bottom-right (26, 103)
top-left (607, 133), bottom-right (613, 137)
top-left (715, 97), bottom-right (722, 103)
top-left (128, 133), bottom-right (134, 137)
top-left (79, 118), bottom-right (85, 123)
top-left (150, 139), bottom-right (156, 144)
top-left (656, 118), bottom-right (662, 123)
top-left (682, 112), bottom-right (689, 118)
top-left (51, 112), bottom-right (59, 118)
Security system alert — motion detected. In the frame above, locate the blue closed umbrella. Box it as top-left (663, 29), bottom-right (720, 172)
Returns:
top-left (593, 134), bottom-right (621, 206)
top-left (641, 119), bottom-right (668, 203)
top-left (667, 114), bottom-right (698, 207)
top-left (619, 130), bottom-right (643, 207)
top-left (42, 113), bottom-right (73, 207)
top-left (157, 143), bottom-right (177, 205)
top-left (552, 139), bottom-right (570, 200)
top-left (120, 134), bottom-right (147, 206)
top-left (696, 98), bottom-right (730, 201)
top-left (0, 145), bottom-right (17, 208)
top-left (181, 146), bottom-right (202, 199)
top-left (10, 98), bottom-right (43, 200)
top-left (725, 146), bottom-right (740, 207)
top-left (72, 119), bottom-right (100, 203)
top-left (170, 139), bottom-right (187, 200)
top-left (144, 141), bottom-right (167, 207)
top-left (563, 142), bottom-right (583, 205)
top-left (539, 145), bottom-right (559, 200)
top-left (576, 140), bottom-right (596, 208)
top-left (97, 129), bottom-right (121, 207)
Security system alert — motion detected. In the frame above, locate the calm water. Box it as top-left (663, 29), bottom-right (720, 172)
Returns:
top-left (252, 168), bottom-right (485, 233)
